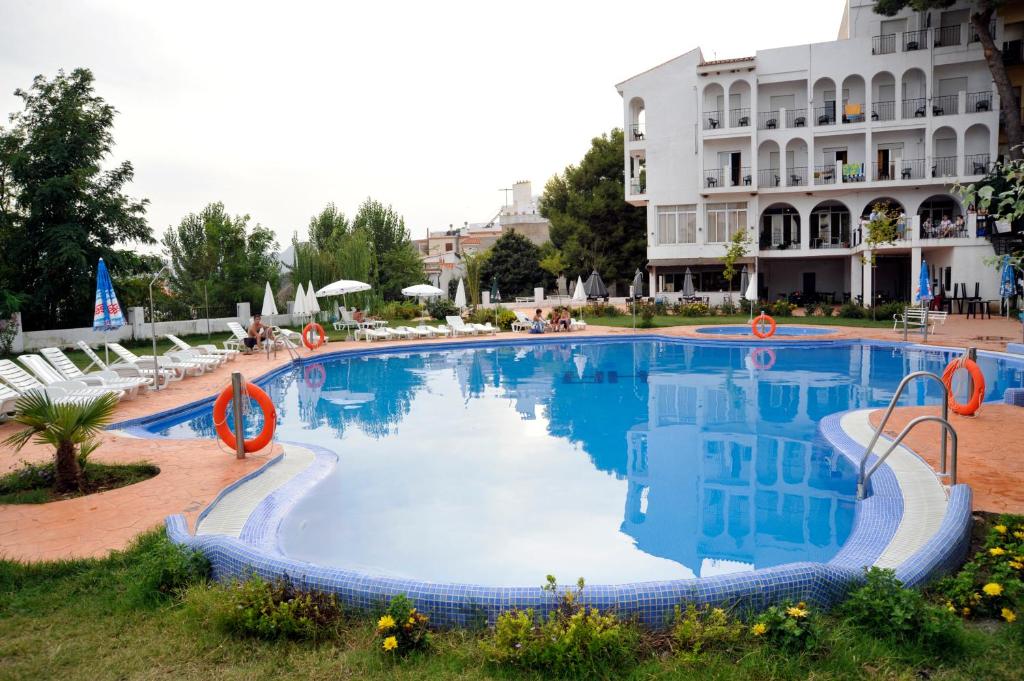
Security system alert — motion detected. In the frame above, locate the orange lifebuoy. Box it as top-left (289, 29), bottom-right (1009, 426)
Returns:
top-left (942, 357), bottom-right (985, 416)
top-left (302, 322), bottom-right (326, 350)
top-left (304, 363), bottom-right (326, 389)
top-left (751, 347), bottom-right (776, 370)
top-left (212, 382), bottom-right (276, 453)
top-left (752, 313), bottom-right (777, 339)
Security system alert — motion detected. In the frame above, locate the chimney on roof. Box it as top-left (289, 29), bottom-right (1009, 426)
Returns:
top-left (512, 181), bottom-right (531, 215)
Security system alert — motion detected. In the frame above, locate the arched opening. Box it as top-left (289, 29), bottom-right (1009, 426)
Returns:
top-left (858, 198), bottom-right (908, 244)
top-left (759, 203), bottom-right (800, 250)
top-left (918, 194), bottom-right (964, 239)
top-left (812, 77), bottom-right (837, 126)
top-left (703, 83), bottom-right (725, 130)
top-left (628, 97), bottom-right (646, 140)
top-left (840, 74), bottom-right (866, 123)
top-left (728, 80), bottom-right (752, 127)
top-left (870, 71), bottom-right (896, 121)
top-left (785, 138), bottom-right (808, 185)
top-left (757, 140), bottom-right (780, 187)
top-left (964, 123), bottom-right (991, 175)
top-left (810, 200), bottom-right (850, 249)
top-left (932, 125), bottom-right (957, 177)
top-left (901, 67), bottom-right (927, 118)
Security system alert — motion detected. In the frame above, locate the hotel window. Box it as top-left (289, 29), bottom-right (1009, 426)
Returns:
top-left (706, 202), bottom-right (747, 243)
top-left (656, 205), bottom-right (697, 244)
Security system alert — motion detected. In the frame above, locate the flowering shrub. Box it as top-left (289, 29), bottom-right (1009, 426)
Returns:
top-left (581, 303), bottom-right (622, 318)
top-left (770, 300), bottom-right (796, 317)
top-left (933, 515), bottom-right (1023, 622)
top-left (840, 568), bottom-right (962, 653)
top-left (748, 601), bottom-right (820, 651)
top-left (637, 303), bottom-right (656, 327)
top-left (717, 298), bottom-right (738, 315)
top-left (201, 576), bottom-right (344, 640)
top-left (481, 576), bottom-right (640, 677)
top-left (376, 594), bottom-right (430, 656)
top-left (670, 604), bottom-right (743, 657)
top-left (677, 302), bottom-right (710, 317)
top-left (469, 306), bottom-right (516, 330)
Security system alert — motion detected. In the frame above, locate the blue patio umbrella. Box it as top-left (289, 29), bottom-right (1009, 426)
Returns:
top-left (93, 257), bottom-right (125, 364)
top-left (1000, 255), bottom-right (1016, 318)
top-left (916, 260), bottom-right (933, 306)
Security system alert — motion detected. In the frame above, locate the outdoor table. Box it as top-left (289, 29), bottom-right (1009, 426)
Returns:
top-left (966, 299), bottom-right (995, 319)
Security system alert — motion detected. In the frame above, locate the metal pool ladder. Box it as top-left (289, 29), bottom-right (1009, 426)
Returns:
top-left (856, 371), bottom-right (958, 500)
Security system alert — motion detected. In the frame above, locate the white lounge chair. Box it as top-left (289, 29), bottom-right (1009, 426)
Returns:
top-left (445, 316), bottom-right (478, 336)
top-left (355, 326), bottom-right (391, 342)
top-left (108, 343), bottom-right (203, 379)
top-left (469, 322), bottom-right (497, 335)
top-left (570, 318), bottom-right (587, 331)
top-left (0, 381), bottom-right (20, 419)
top-left (398, 326), bottom-right (432, 339)
top-left (388, 327), bottom-right (412, 339)
top-left (419, 325), bottom-right (450, 337)
top-left (18, 354), bottom-right (132, 400)
top-left (165, 333), bottom-right (238, 361)
top-left (0, 359), bottom-right (123, 404)
top-left (512, 312), bottom-right (533, 332)
top-left (39, 347), bottom-right (151, 395)
top-left (76, 341), bottom-right (173, 385)
top-left (167, 349), bottom-right (219, 372)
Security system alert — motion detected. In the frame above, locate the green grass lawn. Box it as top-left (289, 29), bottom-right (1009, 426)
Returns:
top-left (592, 314), bottom-right (894, 329)
top-left (0, 530), bottom-right (1022, 680)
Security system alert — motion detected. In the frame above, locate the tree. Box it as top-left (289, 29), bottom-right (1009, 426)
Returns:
top-left (461, 250), bottom-right (489, 305)
top-left (959, 157), bottom-right (1024, 271)
top-left (0, 68), bottom-right (152, 329)
top-left (480, 231), bottom-right (544, 297)
top-left (352, 198), bottom-right (424, 299)
top-left (162, 203), bottom-right (279, 312)
top-left (3, 392), bottom-right (119, 493)
top-left (541, 129), bottom-right (647, 288)
top-left (874, 0), bottom-right (1021, 159)
top-left (308, 203), bottom-right (349, 250)
top-left (720, 229), bottom-right (750, 295)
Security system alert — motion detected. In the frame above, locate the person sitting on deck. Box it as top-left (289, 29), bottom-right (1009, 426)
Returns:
top-left (531, 308), bottom-right (546, 334)
top-left (245, 313), bottom-right (274, 353)
top-left (555, 308), bottom-right (570, 331)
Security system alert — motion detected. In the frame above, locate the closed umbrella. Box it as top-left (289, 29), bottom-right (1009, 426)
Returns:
top-left (584, 270), bottom-right (608, 298)
top-left (739, 266), bottom-right (749, 300)
top-left (454, 278), bottom-right (467, 309)
top-left (93, 258), bottom-right (125, 365)
top-left (1000, 255), bottom-right (1015, 318)
top-left (681, 268), bottom-right (695, 298)
top-left (293, 282), bottom-right (308, 319)
top-left (916, 260), bottom-right (933, 340)
top-left (632, 268), bottom-right (644, 298)
top-left (571, 275), bottom-right (587, 303)
top-left (745, 268), bottom-right (758, 320)
top-left (305, 280), bottom-right (321, 319)
top-left (490, 279), bottom-right (501, 303)
top-left (261, 281), bottom-right (279, 317)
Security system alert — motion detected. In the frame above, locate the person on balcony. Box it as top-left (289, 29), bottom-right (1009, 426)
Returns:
top-left (939, 215), bottom-right (953, 238)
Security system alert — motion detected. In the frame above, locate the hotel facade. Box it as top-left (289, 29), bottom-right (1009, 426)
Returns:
top-left (617, 0), bottom-right (1006, 306)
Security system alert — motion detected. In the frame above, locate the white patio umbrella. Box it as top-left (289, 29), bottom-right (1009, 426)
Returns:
top-left (305, 280), bottom-right (321, 319)
top-left (261, 281), bottom-right (278, 317)
top-left (401, 284), bottom-right (445, 298)
top-left (454, 278), bottom-right (467, 309)
top-left (572, 274), bottom-right (587, 323)
top-left (293, 282), bottom-right (308, 318)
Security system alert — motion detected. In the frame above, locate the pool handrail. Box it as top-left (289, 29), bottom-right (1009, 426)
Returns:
top-left (857, 370), bottom-right (951, 499)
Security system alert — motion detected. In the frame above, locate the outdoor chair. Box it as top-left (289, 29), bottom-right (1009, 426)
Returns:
top-left (707, 117), bottom-right (719, 129)
top-left (445, 316), bottom-right (478, 336)
top-left (789, 174), bottom-right (802, 186)
top-left (18, 355), bottom-right (132, 401)
top-left (0, 382), bottom-right (19, 420)
top-left (932, 105), bottom-right (944, 116)
top-left (793, 116), bottom-right (806, 127)
top-left (165, 333), bottom-right (237, 362)
top-left (108, 342), bottom-right (202, 379)
top-left (39, 347), bottom-right (150, 395)
top-left (976, 99), bottom-right (990, 112)
top-left (766, 118), bottom-right (777, 129)
top-left (914, 106), bottom-right (926, 117)
top-left (0, 359), bottom-right (122, 405)
top-left (738, 116), bottom-right (750, 126)
top-left (76, 341), bottom-right (172, 385)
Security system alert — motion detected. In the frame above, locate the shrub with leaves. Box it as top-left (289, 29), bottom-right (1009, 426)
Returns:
top-left (820, 303), bottom-right (835, 318)
top-left (718, 298), bottom-right (738, 315)
top-left (748, 601), bottom-right (819, 651)
top-left (838, 302), bottom-right (867, 319)
top-left (841, 568), bottom-right (962, 653)
top-left (582, 303), bottom-right (622, 318)
top-left (481, 576), bottom-right (640, 678)
top-left (671, 603), bottom-right (744, 657)
top-left (638, 303), bottom-right (656, 328)
top-left (770, 300), bottom-right (795, 317)
top-left (468, 306), bottom-right (516, 330)
top-left (426, 298), bottom-right (459, 320)
top-left (803, 301), bottom-right (820, 317)
top-left (199, 576), bottom-right (345, 640)
top-left (677, 302), bottom-right (710, 317)
top-left (932, 516), bottom-right (1023, 622)
top-left (376, 594), bottom-right (430, 655)
top-left (128, 533), bottom-right (210, 604)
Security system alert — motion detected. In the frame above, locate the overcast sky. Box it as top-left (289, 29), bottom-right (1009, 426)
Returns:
top-left (1, 0), bottom-right (843, 250)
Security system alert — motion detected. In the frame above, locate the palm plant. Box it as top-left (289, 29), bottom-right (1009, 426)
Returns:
top-left (3, 393), bottom-right (119, 493)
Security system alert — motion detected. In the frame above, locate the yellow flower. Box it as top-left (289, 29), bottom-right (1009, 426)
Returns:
top-left (1010, 561), bottom-right (1023, 570)
top-left (408, 616), bottom-right (416, 625)
top-left (1003, 608), bottom-right (1017, 623)
top-left (377, 615), bottom-right (396, 631)
top-left (1013, 531), bottom-right (1024, 540)
top-left (382, 636), bottom-right (398, 651)
top-left (962, 607), bottom-right (971, 617)
top-left (995, 524), bottom-right (1008, 535)
top-left (945, 601), bottom-right (956, 613)
top-left (983, 582), bottom-right (1003, 597)
top-left (786, 606), bottom-right (808, 619)
top-left (751, 622), bottom-right (768, 636)
top-left (990, 547), bottom-right (1006, 556)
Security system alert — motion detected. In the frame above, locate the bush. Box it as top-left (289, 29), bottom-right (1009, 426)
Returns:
top-left (192, 575), bottom-right (345, 640)
top-left (638, 303), bottom-right (656, 328)
top-left (376, 593), bottom-right (430, 656)
top-left (841, 568), bottom-right (963, 653)
top-left (426, 298), bottom-right (459, 320)
top-left (838, 302), bottom-right (867, 319)
top-left (580, 303), bottom-right (621, 318)
top-left (653, 300), bottom-right (668, 316)
top-left (129, 533), bottom-right (210, 604)
top-left (481, 576), bottom-right (640, 678)
top-left (803, 301), bottom-right (820, 317)
top-left (671, 604), bottom-right (744, 657)
top-left (469, 306), bottom-right (516, 331)
top-left (380, 300), bottom-right (421, 320)
top-left (770, 300), bottom-right (796, 317)
top-left (874, 302), bottom-right (907, 322)
top-left (718, 298), bottom-right (738, 315)
top-left (677, 302), bottom-right (711, 317)
top-left (748, 601), bottom-right (820, 651)
top-left (820, 303), bottom-right (835, 317)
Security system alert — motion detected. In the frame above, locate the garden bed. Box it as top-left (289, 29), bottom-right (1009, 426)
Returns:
top-left (0, 461), bottom-right (159, 504)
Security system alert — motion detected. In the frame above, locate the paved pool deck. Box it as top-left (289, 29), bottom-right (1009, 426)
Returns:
top-left (0, 317), bottom-right (1021, 562)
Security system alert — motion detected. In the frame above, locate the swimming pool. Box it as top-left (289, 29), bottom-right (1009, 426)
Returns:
top-left (695, 325), bottom-right (837, 336)
top-left (145, 337), bottom-right (1023, 624)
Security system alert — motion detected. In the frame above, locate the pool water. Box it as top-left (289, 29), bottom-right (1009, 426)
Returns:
top-left (145, 340), bottom-right (1023, 586)
top-left (696, 326), bottom-right (836, 336)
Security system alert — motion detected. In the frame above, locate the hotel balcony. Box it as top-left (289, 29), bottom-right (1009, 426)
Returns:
top-left (873, 20), bottom-right (991, 57)
top-left (630, 123), bottom-right (646, 143)
top-left (703, 167), bottom-right (751, 190)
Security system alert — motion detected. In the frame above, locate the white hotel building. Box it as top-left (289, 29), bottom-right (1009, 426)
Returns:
top-left (617, 0), bottom-right (1003, 305)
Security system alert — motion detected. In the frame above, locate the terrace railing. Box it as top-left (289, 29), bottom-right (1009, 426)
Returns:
top-left (965, 153), bottom-right (991, 176)
top-left (630, 123), bottom-right (645, 141)
top-left (900, 158), bottom-right (926, 180)
top-left (786, 108), bottom-right (808, 128)
top-left (704, 168), bottom-right (724, 188)
top-left (813, 164), bottom-right (837, 185)
top-left (967, 91), bottom-right (993, 113)
top-left (932, 156), bottom-right (957, 178)
top-left (814, 105), bottom-right (836, 126)
top-left (902, 97), bottom-right (927, 119)
top-left (931, 94), bottom-right (958, 116)
top-left (872, 100), bottom-right (895, 121)
top-left (903, 29), bottom-right (929, 51)
top-left (758, 110), bottom-right (780, 130)
top-left (933, 24), bottom-right (961, 48)
top-left (786, 166), bottom-right (807, 186)
top-left (730, 107), bottom-right (751, 127)
top-left (872, 33), bottom-right (896, 55)
top-left (758, 168), bottom-right (780, 187)
top-left (704, 111), bottom-right (723, 130)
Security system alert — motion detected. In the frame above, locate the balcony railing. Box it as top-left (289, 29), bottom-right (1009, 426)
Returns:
top-left (814, 105), bottom-right (836, 126)
top-left (902, 97), bottom-right (927, 119)
top-left (903, 29), bottom-right (929, 51)
top-left (738, 167), bottom-right (752, 186)
top-left (872, 33), bottom-right (896, 55)
top-left (629, 180), bottom-right (646, 194)
top-left (973, 18), bottom-right (996, 44)
top-left (921, 220), bottom-right (969, 239)
top-left (900, 158), bottom-right (926, 180)
top-left (813, 164), bottom-right (837, 185)
top-left (872, 100), bottom-right (895, 121)
top-left (841, 163), bottom-right (867, 183)
top-left (932, 156), bottom-right (957, 177)
top-left (965, 153), bottom-right (991, 176)
top-left (967, 91), bottom-right (993, 113)
top-left (931, 94), bottom-right (958, 116)
top-left (758, 110), bottom-right (780, 130)
top-left (758, 168), bottom-right (780, 187)
top-left (786, 108), bottom-right (808, 127)
top-left (630, 124), bottom-right (645, 141)
top-left (704, 168), bottom-right (723, 188)
top-left (933, 24), bottom-right (961, 48)
top-left (787, 166), bottom-right (807, 186)
top-left (704, 111), bottom-right (723, 130)
top-left (811, 230), bottom-right (851, 249)
top-left (842, 103), bottom-right (867, 123)
top-left (759, 233), bottom-right (800, 250)
top-left (873, 162), bottom-right (896, 181)
top-left (730, 108), bottom-right (751, 127)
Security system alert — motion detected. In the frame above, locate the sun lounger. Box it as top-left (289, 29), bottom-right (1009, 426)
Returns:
top-left (0, 381), bottom-right (20, 419)
top-left (512, 312), bottom-right (533, 332)
top-left (445, 316), bottom-right (478, 336)
top-left (418, 325), bottom-right (449, 337)
top-left (570, 318), bottom-right (587, 331)
top-left (469, 322), bottom-right (497, 335)
top-left (167, 350), bottom-right (219, 372)
top-left (39, 347), bottom-right (151, 395)
top-left (76, 341), bottom-right (173, 385)
top-left (108, 343), bottom-right (203, 379)
top-left (17, 354), bottom-right (131, 400)
top-left (398, 326), bottom-right (432, 339)
top-left (0, 359), bottom-right (123, 404)
top-left (165, 333), bottom-right (238, 361)
top-left (355, 326), bottom-right (391, 342)
top-left (388, 327), bottom-right (412, 339)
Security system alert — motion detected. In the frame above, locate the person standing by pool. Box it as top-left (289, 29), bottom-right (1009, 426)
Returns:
top-left (245, 313), bottom-right (274, 353)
